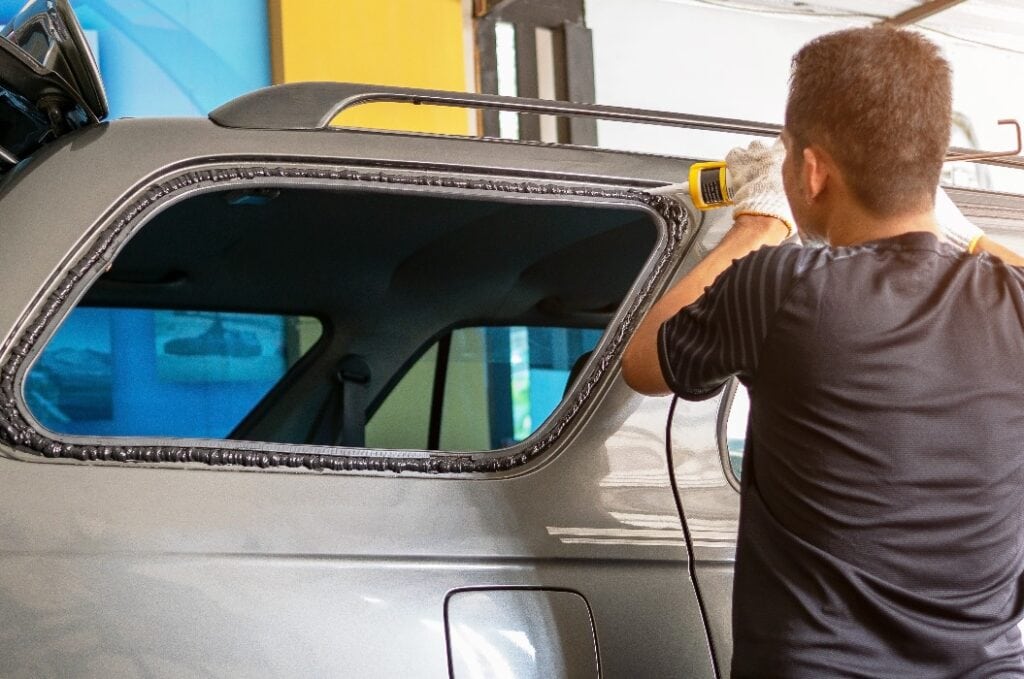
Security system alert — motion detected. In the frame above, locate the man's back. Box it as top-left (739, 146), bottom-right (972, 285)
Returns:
top-left (660, 232), bottom-right (1024, 677)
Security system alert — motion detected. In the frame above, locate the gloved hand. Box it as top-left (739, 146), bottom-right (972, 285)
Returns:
top-left (726, 139), bottom-right (796, 238)
top-left (935, 187), bottom-right (984, 253)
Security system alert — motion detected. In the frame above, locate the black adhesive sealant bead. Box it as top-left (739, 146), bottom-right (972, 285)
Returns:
top-left (0, 163), bottom-right (688, 474)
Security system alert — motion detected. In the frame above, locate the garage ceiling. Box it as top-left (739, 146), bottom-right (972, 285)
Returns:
top-left (682, 1), bottom-right (1024, 54)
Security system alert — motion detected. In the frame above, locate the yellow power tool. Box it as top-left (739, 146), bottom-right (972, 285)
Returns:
top-left (651, 161), bottom-right (733, 211)
top-left (687, 161), bottom-right (734, 210)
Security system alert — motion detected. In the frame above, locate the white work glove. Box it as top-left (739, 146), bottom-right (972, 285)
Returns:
top-left (725, 139), bottom-right (796, 238)
top-left (935, 187), bottom-right (984, 253)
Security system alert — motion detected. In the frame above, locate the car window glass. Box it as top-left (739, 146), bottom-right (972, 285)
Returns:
top-left (366, 326), bottom-right (602, 452)
top-left (25, 308), bottom-right (321, 439)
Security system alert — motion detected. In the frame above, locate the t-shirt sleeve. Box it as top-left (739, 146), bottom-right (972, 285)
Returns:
top-left (657, 243), bottom-right (807, 401)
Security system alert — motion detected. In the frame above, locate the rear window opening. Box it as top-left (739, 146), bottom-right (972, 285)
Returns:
top-left (22, 182), bottom-right (659, 454)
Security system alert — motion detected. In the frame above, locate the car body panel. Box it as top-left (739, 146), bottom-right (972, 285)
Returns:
top-left (5, 114), bottom-right (1023, 676)
top-left (0, 300), bottom-right (715, 674)
top-left (5, 112), bottom-right (1024, 676)
top-left (0, 114), bottom-right (722, 675)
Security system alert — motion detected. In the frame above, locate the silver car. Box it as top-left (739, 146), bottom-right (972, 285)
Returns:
top-left (3, 2), bottom-right (1023, 677)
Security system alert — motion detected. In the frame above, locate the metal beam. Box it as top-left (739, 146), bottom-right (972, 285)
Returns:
top-left (880, 0), bottom-right (968, 27)
top-left (475, 15), bottom-right (501, 137)
top-left (514, 23), bottom-right (541, 141)
top-left (562, 21), bottom-right (598, 145)
top-left (475, 0), bottom-right (583, 26)
top-left (473, 0), bottom-right (591, 144)
top-left (474, 0), bottom-right (524, 18)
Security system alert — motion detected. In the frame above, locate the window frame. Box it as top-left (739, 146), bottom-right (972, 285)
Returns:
top-left (0, 160), bottom-right (691, 476)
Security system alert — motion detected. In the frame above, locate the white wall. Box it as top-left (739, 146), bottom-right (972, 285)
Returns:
top-left (586, 0), bottom-right (1024, 192)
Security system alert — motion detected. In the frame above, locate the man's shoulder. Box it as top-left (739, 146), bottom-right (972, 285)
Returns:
top-left (738, 232), bottom-right (960, 287)
top-left (730, 242), bottom-right (832, 291)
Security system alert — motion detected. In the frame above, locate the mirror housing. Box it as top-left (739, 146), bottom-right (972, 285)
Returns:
top-left (0, 0), bottom-right (107, 167)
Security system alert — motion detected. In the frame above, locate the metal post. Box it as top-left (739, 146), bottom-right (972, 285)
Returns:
top-left (474, 0), bottom-right (594, 144)
top-left (562, 20), bottom-right (597, 146)
top-left (514, 23), bottom-right (541, 141)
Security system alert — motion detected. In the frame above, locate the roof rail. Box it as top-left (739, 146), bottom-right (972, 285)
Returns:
top-left (209, 82), bottom-right (780, 136)
top-left (209, 82), bottom-right (1024, 171)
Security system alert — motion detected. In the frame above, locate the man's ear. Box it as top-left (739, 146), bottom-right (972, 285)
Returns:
top-left (801, 146), bottom-right (830, 202)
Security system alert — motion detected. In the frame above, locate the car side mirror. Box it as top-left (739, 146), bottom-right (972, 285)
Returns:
top-left (1, 0), bottom-right (107, 122)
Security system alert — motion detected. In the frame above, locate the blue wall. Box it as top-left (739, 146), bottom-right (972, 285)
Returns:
top-left (1, 0), bottom-right (270, 117)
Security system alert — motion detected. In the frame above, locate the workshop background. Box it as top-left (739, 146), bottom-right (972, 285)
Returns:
top-left (0, 0), bottom-right (1020, 192)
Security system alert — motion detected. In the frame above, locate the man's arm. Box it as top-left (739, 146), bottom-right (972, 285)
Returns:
top-left (622, 139), bottom-right (795, 396)
top-left (974, 236), bottom-right (1024, 267)
top-left (621, 214), bottom-right (789, 396)
top-left (936, 188), bottom-right (1024, 265)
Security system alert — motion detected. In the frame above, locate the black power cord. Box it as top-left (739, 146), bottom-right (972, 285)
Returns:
top-left (666, 396), bottom-right (723, 679)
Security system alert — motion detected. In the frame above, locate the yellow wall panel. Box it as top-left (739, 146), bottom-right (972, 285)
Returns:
top-left (269, 0), bottom-right (469, 135)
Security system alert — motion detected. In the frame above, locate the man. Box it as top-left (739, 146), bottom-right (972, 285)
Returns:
top-left (623, 26), bottom-right (1024, 677)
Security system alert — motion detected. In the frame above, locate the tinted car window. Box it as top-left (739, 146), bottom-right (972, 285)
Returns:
top-left (366, 326), bottom-right (602, 451)
top-left (25, 308), bottom-right (321, 439)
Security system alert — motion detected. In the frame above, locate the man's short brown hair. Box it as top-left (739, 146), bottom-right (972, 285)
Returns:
top-left (785, 27), bottom-right (952, 217)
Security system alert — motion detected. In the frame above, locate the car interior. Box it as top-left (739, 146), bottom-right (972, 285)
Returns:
top-left (24, 185), bottom-right (660, 453)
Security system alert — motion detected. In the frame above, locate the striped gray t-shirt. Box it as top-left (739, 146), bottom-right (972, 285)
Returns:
top-left (658, 231), bottom-right (1024, 677)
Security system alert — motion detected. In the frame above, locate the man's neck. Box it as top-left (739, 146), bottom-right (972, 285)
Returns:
top-left (824, 201), bottom-right (939, 247)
